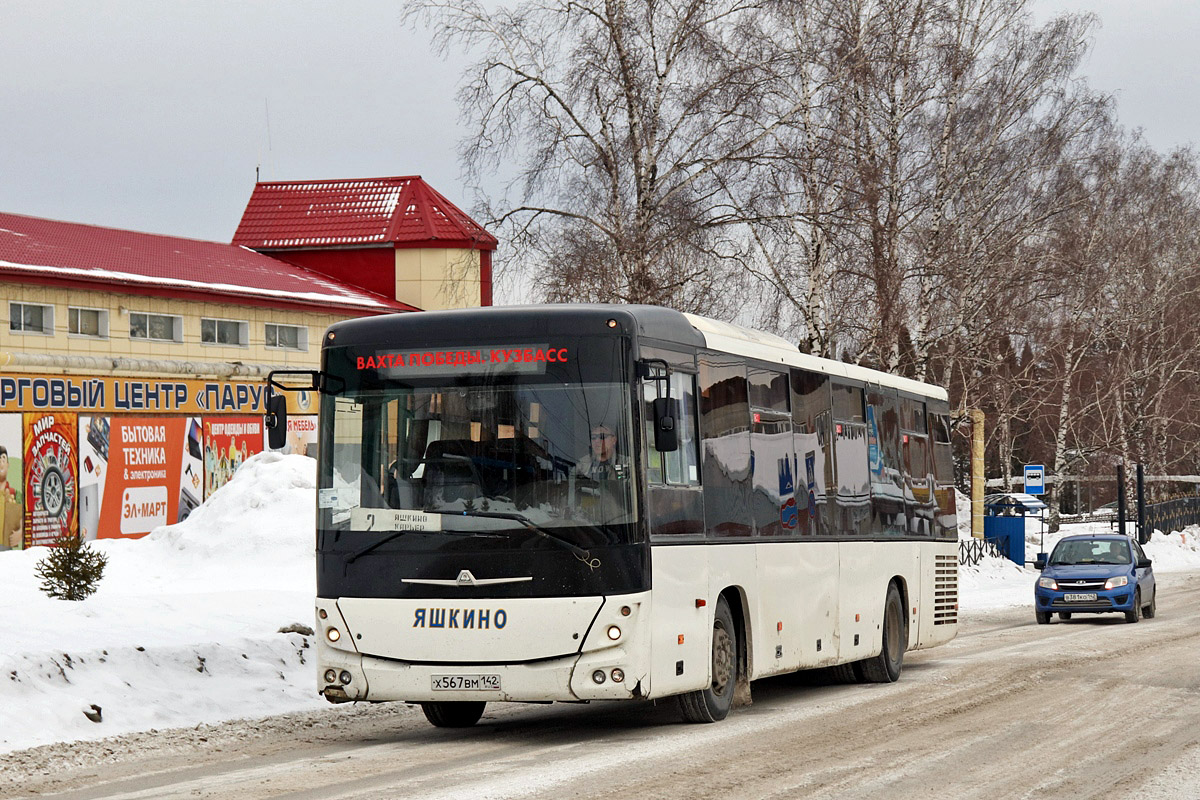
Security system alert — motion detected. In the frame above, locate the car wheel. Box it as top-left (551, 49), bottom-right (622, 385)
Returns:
top-left (859, 582), bottom-right (906, 683)
top-left (1058, 612), bottom-right (1072, 621)
top-left (1035, 610), bottom-right (1051, 624)
top-left (421, 701), bottom-right (486, 728)
top-left (1143, 588), bottom-right (1156, 619)
top-left (1124, 589), bottom-right (1142, 624)
top-left (678, 596), bottom-right (738, 723)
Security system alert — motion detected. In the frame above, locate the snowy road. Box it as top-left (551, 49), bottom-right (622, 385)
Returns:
top-left (6, 570), bottom-right (1200, 800)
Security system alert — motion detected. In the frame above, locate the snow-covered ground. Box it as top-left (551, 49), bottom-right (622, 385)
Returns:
top-left (958, 517), bottom-right (1200, 609)
top-left (1, 454), bottom-right (1198, 754)
top-left (0, 452), bottom-right (323, 754)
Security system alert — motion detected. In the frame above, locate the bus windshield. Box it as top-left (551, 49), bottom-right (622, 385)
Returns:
top-left (320, 379), bottom-right (636, 533)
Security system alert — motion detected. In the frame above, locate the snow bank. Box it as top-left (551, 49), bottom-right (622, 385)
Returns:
top-left (0, 452), bottom-right (323, 754)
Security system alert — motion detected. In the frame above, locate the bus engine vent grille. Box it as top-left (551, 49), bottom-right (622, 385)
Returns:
top-left (933, 554), bottom-right (958, 625)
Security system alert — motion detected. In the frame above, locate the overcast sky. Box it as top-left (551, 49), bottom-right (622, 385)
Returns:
top-left (0, 0), bottom-right (1197, 245)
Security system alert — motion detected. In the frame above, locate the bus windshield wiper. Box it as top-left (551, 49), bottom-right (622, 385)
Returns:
top-left (344, 530), bottom-right (410, 564)
top-left (452, 510), bottom-right (602, 570)
top-left (342, 525), bottom-right (499, 564)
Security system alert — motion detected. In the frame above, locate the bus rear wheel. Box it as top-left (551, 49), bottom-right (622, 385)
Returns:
top-left (859, 582), bottom-right (906, 683)
top-left (678, 596), bottom-right (737, 723)
top-left (421, 701), bottom-right (486, 728)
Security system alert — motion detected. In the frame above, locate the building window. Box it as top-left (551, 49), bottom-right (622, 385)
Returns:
top-left (201, 318), bottom-right (249, 347)
top-left (265, 323), bottom-right (306, 351)
top-left (9, 302), bottom-right (54, 334)
top-left (68, 307), bottom-right (109, 338)
top-left (129, 312), bottom-right (182, 342)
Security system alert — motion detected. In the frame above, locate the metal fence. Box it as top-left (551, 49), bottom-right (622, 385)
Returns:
top-left (1145, 496), bottom-right (1200, 535)
top-left (958, 537), bottom-right (1005, 567)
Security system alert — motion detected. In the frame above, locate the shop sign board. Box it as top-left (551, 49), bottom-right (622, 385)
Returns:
top-left (0, 374), bottom-right (313, 415)
top-left (23, 413), bottom-right (78, 547)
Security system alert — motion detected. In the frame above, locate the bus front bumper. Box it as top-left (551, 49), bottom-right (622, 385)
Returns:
top-left (314, 594), bottom-right (650, 704)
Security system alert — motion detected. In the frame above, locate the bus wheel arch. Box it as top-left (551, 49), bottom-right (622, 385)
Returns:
top-left (678, 588), bottom-right (746, 723)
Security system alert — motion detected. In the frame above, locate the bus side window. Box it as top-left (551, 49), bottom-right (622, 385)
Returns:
top-left (644, 371), bottom-right (700, 486)
top-left (928, 400), bottom-right (957, 539)
top-left (699, 356), bottom-right (751, 538)
top-left (749, 367), bottom-right (793, 538)
top-left (791, 368), bottom-right (832, 536)
top-left (831, 382), bottom-right (870, 536)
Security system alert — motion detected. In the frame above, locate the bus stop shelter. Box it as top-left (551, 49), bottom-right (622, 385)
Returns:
top-left (983, 493), bottom-right (1047, 565)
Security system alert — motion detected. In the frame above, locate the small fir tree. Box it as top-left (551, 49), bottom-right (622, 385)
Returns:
top-left (35, 533), bottom-right (108, 601)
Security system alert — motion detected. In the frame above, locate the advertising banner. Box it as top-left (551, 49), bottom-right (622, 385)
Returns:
top-left (0, 414), bottom-right (23, 549)
top-left (78, 416), bottom-right (108, 541)
top-left (23, 413), bottom-right (78, 547)
top-left (204, 417), bottom-right (264, 498)
top-left (0, 374), bottom-right (312, 415)
top-left (281, 415), bottom-right (319, 457)
top-left (88, 416), bottom-right (203, 540)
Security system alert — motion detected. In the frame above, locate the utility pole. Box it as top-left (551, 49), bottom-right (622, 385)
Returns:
top-left (971, 409), bottom-right (985, 539)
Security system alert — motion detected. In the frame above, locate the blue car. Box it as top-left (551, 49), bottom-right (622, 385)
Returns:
top-left (1033, 534), bottom-right (1156, 624)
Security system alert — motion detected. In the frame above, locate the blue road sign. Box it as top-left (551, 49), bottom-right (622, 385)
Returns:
top-left (1024, 464), bottom-right (1046, 495)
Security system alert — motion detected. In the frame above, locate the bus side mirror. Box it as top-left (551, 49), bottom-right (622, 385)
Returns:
top-left (653, 397), bottom-right (679, 452)
top-left (265, 394), bottom-right (288, 450)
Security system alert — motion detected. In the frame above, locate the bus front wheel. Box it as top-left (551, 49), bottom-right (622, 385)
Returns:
top-left (859, 582), bottom-right (906, 683)
top-left (678, 596), bottom-right (738, 723)
top-left (421, 701), bottom-right (486, 728)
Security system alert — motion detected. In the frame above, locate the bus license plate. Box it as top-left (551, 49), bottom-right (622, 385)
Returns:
top-left (432, 674), bottom-right (501, 691)
top-left (1063, 593), bottom-right (1097, 602)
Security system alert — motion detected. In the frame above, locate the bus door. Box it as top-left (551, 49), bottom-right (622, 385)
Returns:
top-left (641, 351), bottom-right (702, 540)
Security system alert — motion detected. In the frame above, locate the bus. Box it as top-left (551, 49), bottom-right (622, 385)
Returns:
top-left (271, 304), bottom-right (959, 728)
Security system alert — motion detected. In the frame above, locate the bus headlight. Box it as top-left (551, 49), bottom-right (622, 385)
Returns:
top-left (326, 627), bottom-right (341, 642)
top-left (339, 671), bottom-right (353, 685)
top-left (610, 668), bottom-right (624, 683)
top-left (606, 625), bottom-right (622, 641)
top-left (592, 670), bottom-right (606, 684)
top-left (324, 669), bottom-right (337, 684)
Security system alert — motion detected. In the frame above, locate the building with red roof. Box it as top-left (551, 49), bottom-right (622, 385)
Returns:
top-left (233, 176), bottom-right (497, 309)
top-left (0, 176), bottom-right (496, 550)
top-left (1, 175), bottom-right (495, 376)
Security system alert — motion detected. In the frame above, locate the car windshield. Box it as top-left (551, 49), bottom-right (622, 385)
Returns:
top-left (1049, 539), bottom-right (1131, 566)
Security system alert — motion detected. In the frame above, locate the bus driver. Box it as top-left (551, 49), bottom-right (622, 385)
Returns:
top-left (576, 424), bottom-right (627, 480)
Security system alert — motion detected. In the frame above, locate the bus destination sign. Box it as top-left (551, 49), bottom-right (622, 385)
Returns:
top-left (358, 345), bottom-right (568, 377)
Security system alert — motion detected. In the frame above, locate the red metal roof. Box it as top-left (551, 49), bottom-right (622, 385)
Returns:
top-left (0, 212), bottom-right (413, 314)
top-left (232, 176), bottom-right (499, 250)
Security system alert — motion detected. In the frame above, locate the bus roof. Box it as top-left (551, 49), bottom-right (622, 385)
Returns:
top-left (681, 312), bottom-right (948, 401)
top-left (326, 304), bottom-right (948, 401)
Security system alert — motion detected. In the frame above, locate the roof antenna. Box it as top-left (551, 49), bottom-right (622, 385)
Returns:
top-left (262, 98), bottom-right (273, 181)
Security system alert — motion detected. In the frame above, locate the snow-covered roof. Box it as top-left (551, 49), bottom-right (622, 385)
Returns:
top-left (232, 176), bottom-right (499, 250)
top-left (984, 493), bottom-right (1048, 512)
top-left (0, 212), bottom-right (412, 314)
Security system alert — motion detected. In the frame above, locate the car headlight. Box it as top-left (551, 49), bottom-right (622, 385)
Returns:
top-left (1038, 577), bottom-right (1058, 590)
top-left (1104, 575), bottom-right (1129, 590)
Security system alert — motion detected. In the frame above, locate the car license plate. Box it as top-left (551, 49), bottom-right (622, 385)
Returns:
top-left (1063, 592), bottom-right (1097, 602)
top-left (432, 674), bottom-right (501, 691)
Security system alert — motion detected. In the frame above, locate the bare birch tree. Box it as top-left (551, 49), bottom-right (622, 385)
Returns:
top-left (407, 0), bottom-right (818, 315)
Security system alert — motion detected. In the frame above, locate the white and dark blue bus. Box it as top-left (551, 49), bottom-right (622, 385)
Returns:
top-left (278, 305), bottom-right (958, 727)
